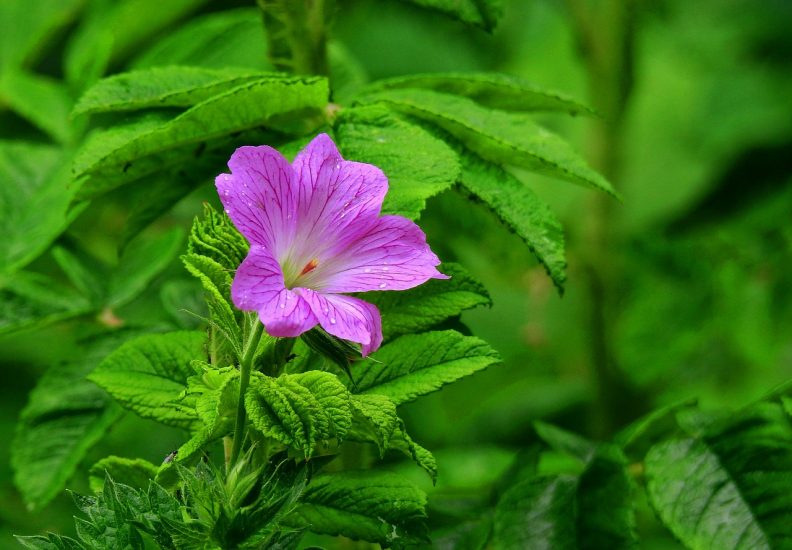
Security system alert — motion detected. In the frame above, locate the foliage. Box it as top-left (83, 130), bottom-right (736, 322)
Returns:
top-left (2, 0), bottom-right (791, 548)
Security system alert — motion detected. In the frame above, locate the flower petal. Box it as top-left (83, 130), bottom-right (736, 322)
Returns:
top-left (298, 289), bottom-right (383, 356)
top-left (216, 146), bottom-right (296, 255)
top-left (232, 244), bottom-right (318, 337)
top-left (288, 134), bottom-right (388, 261)
top-left (315, 215), bottom-right (448, 293)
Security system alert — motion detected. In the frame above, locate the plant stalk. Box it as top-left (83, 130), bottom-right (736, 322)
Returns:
top-left (230, 320), bottom-right (265, 467)
top-left (257, 0), bottom-right (333, 76)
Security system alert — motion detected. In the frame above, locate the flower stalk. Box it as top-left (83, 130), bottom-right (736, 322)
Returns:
top-left (230, 320), bottom-right (265, 467)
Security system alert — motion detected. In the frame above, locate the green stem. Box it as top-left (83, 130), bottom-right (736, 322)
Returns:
top-left (257, 0), bottom-right (333, 75)
top-left (230, 321), bottom-right (265, 466)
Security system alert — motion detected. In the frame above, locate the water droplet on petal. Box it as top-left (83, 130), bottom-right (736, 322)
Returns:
top-left (379, 282), bottom-right (387, 289)
top-left (279, 302), bottom-right (286, 309)
top-left (330, 317), bottom-right (337, 324)
top-left (364, 268), bottom-right (371, 273)
top-left (382, 267), bottom-right (389, 271)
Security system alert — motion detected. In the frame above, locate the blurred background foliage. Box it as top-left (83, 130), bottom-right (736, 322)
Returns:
top-left (1, 0), bottom-right (791, 547)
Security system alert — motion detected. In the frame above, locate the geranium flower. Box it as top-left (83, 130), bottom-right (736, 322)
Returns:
top-left (216, 133), bottom-right (447, 356)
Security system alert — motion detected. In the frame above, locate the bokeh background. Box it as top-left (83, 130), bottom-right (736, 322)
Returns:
top-left (2, 0), bottom-right (791, 547)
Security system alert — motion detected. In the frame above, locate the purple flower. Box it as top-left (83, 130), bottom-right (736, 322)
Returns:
top-left (216, 133), bottom-right (447, 356)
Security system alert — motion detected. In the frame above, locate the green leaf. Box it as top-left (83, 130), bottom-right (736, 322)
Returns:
top-left (64, 0), bottom-right (209, 88)
top-left (245, 370), bottom-right (353, 457)
top-left (88, 331), bottom-right (206, 428)
top-left (363, 262), bottom-right (491, 340)
top-left (494, 475), bottom-right (577, 549)
top-left (73, 66), bottom-right (273, 115)
top-left (615, 398), bottom-right (694, 461)
top-left (363, 72), bottom-right (593, 115)
top-left (645, 402), bottom-right (792, 550)
top-left (74, 75), bottom-right (328, 199)
top-left (0, 271), bottom-right (92, 336)
top-left (360, 88), bottom-right (617, 197)
top-left (187, 204), bottom-right (249, 271)
top-left (458, 151), bottom-right (567, 291)
top-left (52, 246), bottom-right (104, 304)
top-left (106, 227), bottom-right (183, 307)
top-left (131, 8), bottom-right (269, 71)
top-left (335, 104), bottom-right (460, 220)
top-left (397, 0), bottom-right (503, 32)
top-left (120, 177), bottom-right (194, 250)
top-left (348, 394), bottom-right (400, 454)
top-left (0, 142), bottom-right (82, 278)
top-left (0, 70), bottom-right (74, 143)
top-left (181, 253), bottom-right (243, 359)
top-left (11, 332), bottom-right (135, 510)
top-left (284, 470), bottom-right (428, 545)
top-left (355, 330), bottom-right (500, 405)
top-left (0, 0), bottom-right (83, 72)
top-left (88, 456), bottom-right (159, 493)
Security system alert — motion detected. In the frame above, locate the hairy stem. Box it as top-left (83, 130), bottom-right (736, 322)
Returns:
top-left (565, 0), bottom-right (641, 436)
top-left (257, 0), bottom-right (333, 75)
top-left (230, 320), bottom-right (265, 467)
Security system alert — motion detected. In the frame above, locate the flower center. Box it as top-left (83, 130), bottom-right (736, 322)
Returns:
top-left (282, 256), bottom-right (321, 289)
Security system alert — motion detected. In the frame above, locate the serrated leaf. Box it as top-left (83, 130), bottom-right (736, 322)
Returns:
top-left (348, 394), bottom-right (400, 454)
top-left (16, 533), bottom-right (85, 550)
top-left (363, 262), bottom-right (490, 340)
top-left (88, 331), bottom-right (206, 428)
top-left (74, 75), bottom-right (328, 199)
top-left (11, 332), bottom-right (137, 510)
top-left (181, 253), bottom-right (243, 359)
top-left (0, 271), bottom-right (92, 336)
top-left (74, 66), bottom-right (272, 115)
top-left (245, 370), bottom-right (352, 456)
top-left (360, 88), bottom-right (617, 197)
top-left (132, 8), bottom-right (269, 71)
top-left (645, 402), bottom-right (792, 550)
top-left (458, 151), bottom-right (567, 291)
top-left (107, 227), bottom-right (183, 307)
top-left (0, 141), bottom-right (82, 278)
top-left (88, 456), bottom-right (159, 493)
top-left (363, 72), bottom-right (593, 115)
top-left (397, 0), bottom-right (503, 31)
top-left (355, 330), bottom-right (500, 405)
top-left (0, 70), bottom-right (74, 143)
top-left (284, 470), bottom-right (428, 546)
top-left (335, 104), bottom-right (460, 220)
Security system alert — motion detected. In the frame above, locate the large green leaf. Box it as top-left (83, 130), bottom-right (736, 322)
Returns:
top-left (360, 88), bottom-right (617, 197)
top-left (74, 75), bottom-right (329, 199)
top-left (397, 0), bottom-right (503, 32)
top-left (459, 151), bottom-right (567, 290)
top-left (364, 262), bottom-right (490, 340)
top-left (284, 470), bottom-right (428, 546)
top-left (131, 8), bottom-right (268, 71)
top-left (355, 330), bottom-right (500, 405)
top-left (335, 104), bottom-right (460, 220)
top-left (88, 331), bottom-right (206, 428)
top-left (494, 428), bottom-right (637, 549)
top-left (11, 332), bottom-right (136, 510)
top-left (0, 142), bottom-right (81, 278)
top-left (245, 370), bottom-right (353, 456)
top-left (645, 402), bottom-right (792, 549)
top-left (88, 456), bottom-right (159, 493)
top-left (73, 66), bottom-right (271, 115)
top-left (363, 72), bottom-right (593, 115)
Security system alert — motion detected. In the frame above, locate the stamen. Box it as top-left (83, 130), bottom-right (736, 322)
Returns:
top-left (300, 258), bottom-right (319, 276)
